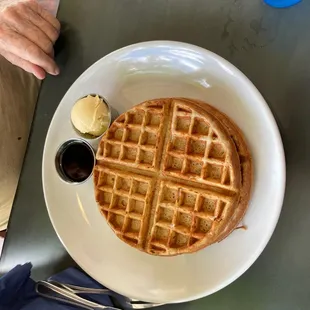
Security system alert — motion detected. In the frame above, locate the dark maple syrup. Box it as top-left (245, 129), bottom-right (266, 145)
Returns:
top-left (56, 139), bottom-right (95, 183)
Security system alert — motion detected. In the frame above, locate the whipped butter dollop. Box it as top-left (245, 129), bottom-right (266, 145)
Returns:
top-left (71, 95), bottom-right (110, 137)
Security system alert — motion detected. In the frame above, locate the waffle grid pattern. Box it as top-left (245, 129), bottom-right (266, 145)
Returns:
top-left (148, 182), bottom-right (228, 252)
top-left (94, 167), bottom-right (153, 247)
top-left (164, 104), bottom-right (232, 188)
top-left (95, 99), bottom-right (242, 255)
top-left (96, 105), bottom-right (165, 171)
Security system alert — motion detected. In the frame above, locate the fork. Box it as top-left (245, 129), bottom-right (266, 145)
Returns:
top-left (36, 280), bottom-right (164, 309)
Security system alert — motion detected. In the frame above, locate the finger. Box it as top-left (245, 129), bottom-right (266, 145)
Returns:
top-left (24, 2), bottom-right (60, 43)
top-left (2, 6), bottom-right (54, 56)
top-left (0, 30), bottom-right (59, 75)
top-left (49, 48), bottom-right (54, 58)
top-left (27, 0), bottom-right (61, 33)
top-left (1, 50), bottom-right (46, 80)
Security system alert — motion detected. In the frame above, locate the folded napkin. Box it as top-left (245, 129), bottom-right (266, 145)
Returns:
top-left (0, 263), bottom-right (113, 310)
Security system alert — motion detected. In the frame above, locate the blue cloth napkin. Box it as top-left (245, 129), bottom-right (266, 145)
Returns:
top-left (0, 263), bottom-right (113, 310)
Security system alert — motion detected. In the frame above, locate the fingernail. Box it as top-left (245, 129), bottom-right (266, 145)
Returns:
top-left (54, 67), bottom-right (60, 75)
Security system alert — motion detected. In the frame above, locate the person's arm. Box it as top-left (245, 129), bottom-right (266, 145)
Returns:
top-left (0, 0), bottom-right (60, 79)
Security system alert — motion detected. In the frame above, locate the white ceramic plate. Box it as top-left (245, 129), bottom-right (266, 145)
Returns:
top-left (42, 41), bottom-right (285, 303)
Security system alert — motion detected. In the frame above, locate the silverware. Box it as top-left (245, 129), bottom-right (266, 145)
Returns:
top-left (36, 280), bottom-right (164, 309)
top-left (36, 281), bottom-right (119, 310)
top-left (49, 280), bottom-right (165, 309)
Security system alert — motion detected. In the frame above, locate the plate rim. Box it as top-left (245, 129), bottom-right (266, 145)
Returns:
top-left (42, 40), bottom-right (286, 303)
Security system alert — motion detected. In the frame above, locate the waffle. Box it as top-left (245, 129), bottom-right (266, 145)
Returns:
top-left (177, 98), bottom-right (252, 242)
top-left (94, 98), bottom-right (252, 255)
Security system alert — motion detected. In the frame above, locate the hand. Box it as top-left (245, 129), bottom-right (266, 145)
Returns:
top-left (0, 0), bottom-right (61, 79)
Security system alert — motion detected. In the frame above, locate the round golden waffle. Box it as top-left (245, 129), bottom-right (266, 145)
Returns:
top-left (94, 98), bottom-right (252, 256)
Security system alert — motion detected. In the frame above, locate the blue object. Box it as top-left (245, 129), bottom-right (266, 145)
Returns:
top-left (264, 0), bottom-right (301, 8)
top-left (0, 263), bottom-right (113, 310)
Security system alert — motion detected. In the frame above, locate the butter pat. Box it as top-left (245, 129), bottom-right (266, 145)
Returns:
top-left (71, 95), bottom-right (110, 137)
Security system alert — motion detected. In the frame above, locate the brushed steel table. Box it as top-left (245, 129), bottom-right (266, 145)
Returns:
top-left (1, 1), bottom-right (310, 309)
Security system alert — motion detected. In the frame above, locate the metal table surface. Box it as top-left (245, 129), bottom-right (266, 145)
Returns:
top-left (1, 0), bottom-right (310, 309)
